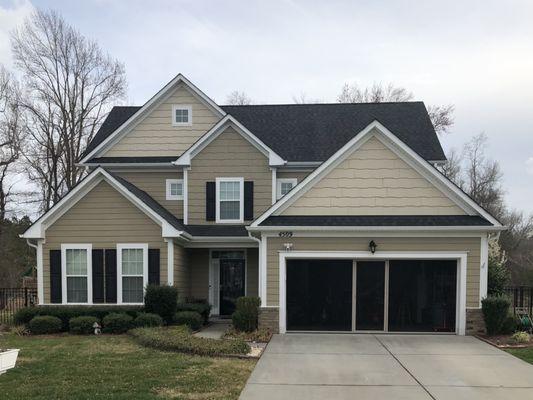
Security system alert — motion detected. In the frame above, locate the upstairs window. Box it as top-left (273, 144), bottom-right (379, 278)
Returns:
top-left (166, 179), bottom-right (183, 200)
top-left (172, 105), bottom-right (192, 126)
top-left (277, 178), bottom-right (297, 199)
top-left (216, 177), bottom-right (244, 223)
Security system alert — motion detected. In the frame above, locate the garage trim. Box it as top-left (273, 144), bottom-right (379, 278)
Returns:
top-left (278, 251), bottom-right (468, 335)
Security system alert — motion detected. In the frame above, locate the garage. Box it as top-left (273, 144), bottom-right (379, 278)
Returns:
top-left (285, 258), bottom-right (457, 333)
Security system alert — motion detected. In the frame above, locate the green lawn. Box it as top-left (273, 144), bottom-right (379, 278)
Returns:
top-left (0, 333), bottom-right (256, 400)
top-left (506, 347), bottom-right (533, 364)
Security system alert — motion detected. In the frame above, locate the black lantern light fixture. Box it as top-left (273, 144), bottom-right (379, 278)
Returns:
top-left (369, 240), bottom-right (377, 254)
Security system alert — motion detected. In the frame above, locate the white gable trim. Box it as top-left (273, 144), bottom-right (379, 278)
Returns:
top-left (251, 120), bottom-right (503, 228)
top-left (79, 74), bottom-right (226, 164)
top-left (174, 115), bottom-right (286, 167)
top-left (22, 168), bottom-right (186, 239)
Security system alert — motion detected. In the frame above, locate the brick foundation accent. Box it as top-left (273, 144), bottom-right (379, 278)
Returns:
top-left (466, 308), bottom-right (485, 335)
top-left (259, 307), bottom-right (279, 333)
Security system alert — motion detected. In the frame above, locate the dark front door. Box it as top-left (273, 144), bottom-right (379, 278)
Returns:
top-left (219, 258), bottom-right (245, 316)
top-left (286, 259), bottom-right (353, 331)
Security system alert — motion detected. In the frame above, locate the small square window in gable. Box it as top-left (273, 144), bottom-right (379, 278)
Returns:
top-left (172, 105), bottom-right (192, 126)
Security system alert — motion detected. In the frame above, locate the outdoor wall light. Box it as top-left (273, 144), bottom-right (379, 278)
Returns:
top-left (283, 243), bottom-right (294, 251)
top-left (369, 240), bottom-right (377, 254)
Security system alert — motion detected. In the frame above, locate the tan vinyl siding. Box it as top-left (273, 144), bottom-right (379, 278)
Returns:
top-left (265, 236), bottom-right (481, 308)
top-left (173, 242), bottom-right (189, 301)
top-left (189, 248), bottom-right (210, 300)
top-left (115, 170), bottom-right (184, 219)
top-left (282, 136), bottom-right (465, 216)
top-left (247, 248), bottom-right (259, 297)
top-left (277, 170), bottom-right (312, 183)
top-left (42, 181), bottom-right (167, 303)
top-left (104, 83), bottom-right (220, 157)
top-left (188, 126), bottom-right (272, 224)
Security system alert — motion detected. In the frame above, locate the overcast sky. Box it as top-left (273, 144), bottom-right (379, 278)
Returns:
top-left (1, 0), bottom-right (532, 214)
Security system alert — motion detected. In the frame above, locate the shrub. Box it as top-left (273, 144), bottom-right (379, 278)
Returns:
top-left (511, 331), bottom-right (531, 344)
top-left (144, 285), bottom-right (178, 324)
top-left (69, 316), bottom-right (99, 335)
top-left (482, 296), bottom-right (511, 335)
top-left (232, 296), bottom-right (260, 332)
top-left (173, 311), bottom-right (203, 331)
top-left (501, 315), bottom-right (518, 334)
top-left (10, 325), bottom-right (30, 336)
top-left (134, 313), bottom-right (163, 328)
top-left (223, 327), bottom-right (272, 343)
top-left (102, 313), bottom-right (133, 334)
top-left (176, 302), bottom-right (212, 325)
top-left (14, 305), bottom-right (143, 331)
top-left (129, 326), bottom-right (250, 356)
top-left (29, 316), bottom-right (62, 335)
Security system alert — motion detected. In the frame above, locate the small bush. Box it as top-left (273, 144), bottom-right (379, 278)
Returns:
top-left (130, 326), bottom-right (250, 356)
top-left (29, 316), bottom-right (62, 335)
top-left (223, 327), bottom-right (272, 343)
top-left (173, 311), bottom-right (203, 331)
top-left (511, 331), bottom-right (531, 344)
top-left (69, 316), bottom-right (99, 335)
top-left (176, 302), bottom-right (212, 325)
top-left (134, 313), bottom-right (163, 328)
top-left (144, 285), bottom-right (178, 324)
top-left (102, 313), bottom-right (133, 334)
top-left (10, 325), bottom-right (30, 336)
top-left (232, 296), bottom-right (260, 332)
top-left (482, 296), bottom-right (511, 335)
top-left (501, 315), bottom-right (518, 334)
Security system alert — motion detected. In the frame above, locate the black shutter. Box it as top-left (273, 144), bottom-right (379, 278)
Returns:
top-left (206, 182), bottom-right (216, 221)
top-left (244, 181), bottom-right (254, 220)
top-left (148, 249), bottom-right (160, 285)
top-left (105, 249), bottom-right (117, 303)
top-left (50, 250), bottom-right (62, 304)
top-left (92, 249), bottom-right (105, 304)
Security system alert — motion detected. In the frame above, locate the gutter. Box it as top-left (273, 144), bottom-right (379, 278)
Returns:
top-left (247, 225), bottom-right (508, 232)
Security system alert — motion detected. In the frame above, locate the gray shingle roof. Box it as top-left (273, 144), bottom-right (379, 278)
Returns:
top-left (83, 102), bottom-right (445, 162)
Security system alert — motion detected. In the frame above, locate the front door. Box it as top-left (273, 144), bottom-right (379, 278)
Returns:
top-left (219, 258), bottom-right (245, 316)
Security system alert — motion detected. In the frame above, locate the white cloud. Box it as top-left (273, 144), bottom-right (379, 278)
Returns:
top-left (0, 0), bottom-right (34, 68)
top-left (526, 158), bottom-right (533, 176)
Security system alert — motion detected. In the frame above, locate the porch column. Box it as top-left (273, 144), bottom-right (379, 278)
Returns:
top-left (164, 238), bottom-right (174, 286)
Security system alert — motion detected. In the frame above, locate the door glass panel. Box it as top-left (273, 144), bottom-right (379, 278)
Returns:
top-left (356, 261), bottom-right (385, 331)
top-left (388, 260), bottom-right (456, 332)
top-left (286, 260), bottom-right (353, 331)
top-left (219, 258), bottom-right (245, 316)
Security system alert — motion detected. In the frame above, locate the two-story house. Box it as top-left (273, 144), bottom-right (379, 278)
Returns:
top-left (22, 74), bottom-right (504, 335)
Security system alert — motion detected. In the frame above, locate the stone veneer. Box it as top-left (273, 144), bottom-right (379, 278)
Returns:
top-left (259, 307), bottom-right (279, 333)
top-left (466, 308), bottom-right (486, 335)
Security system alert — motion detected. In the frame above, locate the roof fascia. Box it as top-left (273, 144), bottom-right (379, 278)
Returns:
top-left (247, 225), bottom-right (506, 233)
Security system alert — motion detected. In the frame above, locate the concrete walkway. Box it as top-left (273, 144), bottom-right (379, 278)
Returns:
top-left (239, 334), bottom-right (533, 399)
top-left (193, 320), bottom-right (231, 339)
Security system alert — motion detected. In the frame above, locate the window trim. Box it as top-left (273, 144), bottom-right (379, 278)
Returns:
top-left (61, 244), bottom-right (92, 305)
top-left (166, 179), bottom-right (184, 200)
top-left (215, 177), bottom-right (244, 224)
top-left (171, 105), bottom-right (192, 126)
top-left (276, 178), bottom-right (298, 200)
top-left (116, 243), bottom-right (149, 305)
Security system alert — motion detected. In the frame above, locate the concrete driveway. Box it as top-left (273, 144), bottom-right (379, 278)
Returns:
top-left (239, 334), bottom-right (533, 400)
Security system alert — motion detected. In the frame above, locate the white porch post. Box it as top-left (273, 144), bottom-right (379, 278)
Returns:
top-left (259, 234), bottom-right (267, 307)
top-left (164, 238), bottom-right (174, 286)
top-left (479, 234), bottom-right (489, 306)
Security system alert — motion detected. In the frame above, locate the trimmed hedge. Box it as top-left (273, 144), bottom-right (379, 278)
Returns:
top-left (29, 316), bottom-right (62, 335)
top-left (232, 296), bottom-right (260, 332)
top-left (134, 313), bottom-right (163, 328)
top-left (173, 311), bottom-right (203, 331)
top-left (129, 326), bottom-right (250, 356)
top-left (144, 285), bottom-right (178, 324)
top-left (102, 313), bottom-right (133, 334)
top-left (69, 316), bottom-right (99, 335)
top-left (14, 306), bottom-right (143, 331)
top-left (482, 296), bottom-right (511, 335)
top-left (176, 302), bottom-right (212, 325)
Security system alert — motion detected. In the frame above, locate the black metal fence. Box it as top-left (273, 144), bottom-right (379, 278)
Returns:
top-left (0, 288), bottom-right (38, 325)
top-left (504, 286), bottom-right (533, 315)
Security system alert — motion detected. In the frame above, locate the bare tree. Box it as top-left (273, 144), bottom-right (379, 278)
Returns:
top-left (0, 65), bottom-right (22, 220)
top-left (292, 92), bottom-right (323, 104)
top-left (336, 82), bottom-right (454, 134)
top-left (226, 90), bottom-right (252, 105)
top-left (11, 9), bottom-right (127, 211)
top-left (438, 147), bottom-right (462, 184)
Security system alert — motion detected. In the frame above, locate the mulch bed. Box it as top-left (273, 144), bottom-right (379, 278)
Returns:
top-left (477, 334), bottom-right (533, 349)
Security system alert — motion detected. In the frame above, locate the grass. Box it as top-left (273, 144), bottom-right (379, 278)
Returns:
top-left (0, 332), bottom-right (256, 400)
top-left (506, 347), bottom-right (533, 364)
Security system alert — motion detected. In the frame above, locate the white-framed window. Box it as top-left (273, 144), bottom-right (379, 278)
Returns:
top-left (166, 179), bottom-right (183, 200)
top-left (276, 178), bottom-right (297, 200)
top-left (216, 177), bottom-right (244, 223)
top-left (61, 244), bottom-right (92, 304)
top-left (171, 105), bottom-right (192, 126)
top-left (117, 244), bottom-right (148, 304)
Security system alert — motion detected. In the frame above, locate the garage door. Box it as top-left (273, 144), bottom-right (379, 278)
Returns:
top-left (286, 259), bottom-right (352, 331)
